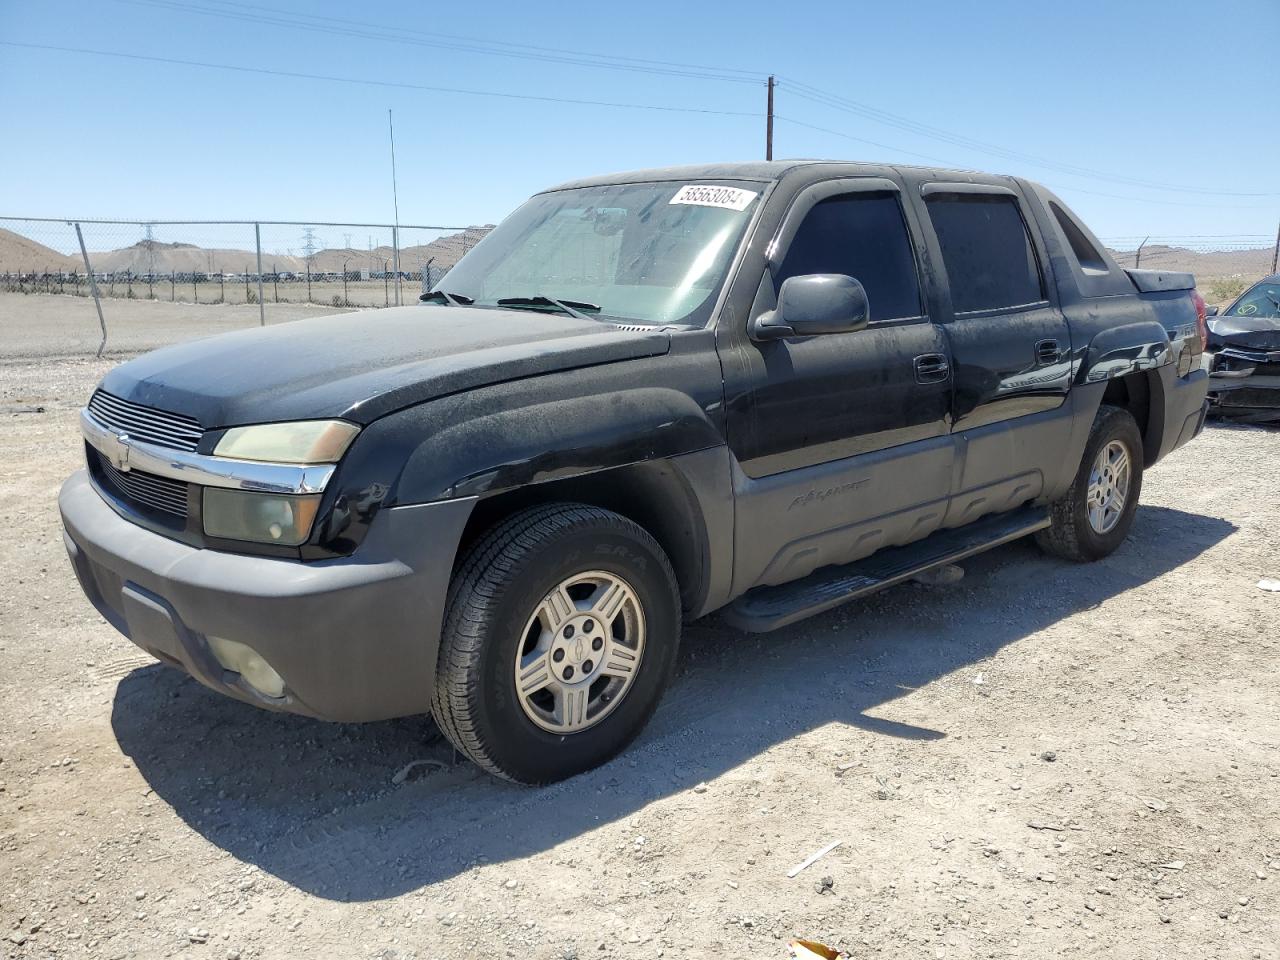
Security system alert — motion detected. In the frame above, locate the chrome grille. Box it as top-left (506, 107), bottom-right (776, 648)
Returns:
top-left (87, 390), bottom-right (203, 452)
top-left (92, 449), bottom-right (190, 519)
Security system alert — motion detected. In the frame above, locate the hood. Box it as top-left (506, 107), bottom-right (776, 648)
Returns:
top-left (99, 305), bottom-right (670, 428)
top-left (1207, 313), bottom-right (1280, 353)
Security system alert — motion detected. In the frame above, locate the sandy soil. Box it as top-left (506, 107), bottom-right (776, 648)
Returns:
top-left (1, 338), bottom-right (1278, 959)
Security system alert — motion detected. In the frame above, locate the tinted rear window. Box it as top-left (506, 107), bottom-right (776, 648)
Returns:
top-left (926, 193), bottom-right (1044, 313)
top-left (775, 192), bottom-right (922, 322)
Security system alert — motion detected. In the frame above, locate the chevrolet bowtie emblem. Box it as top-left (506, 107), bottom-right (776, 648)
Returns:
top-left (105, 431), bottom-right (132, 472)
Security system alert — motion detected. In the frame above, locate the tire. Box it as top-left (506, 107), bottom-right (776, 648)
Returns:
top-left (431, 503), bottom-right (681, 784)
top-left (1036, 404), bottom-right (1144, 562)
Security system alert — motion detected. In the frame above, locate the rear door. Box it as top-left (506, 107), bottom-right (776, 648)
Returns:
top-left (907, 179), bottom-right (1073, 525)
top-left (721, 176), bottom-right (956, 590)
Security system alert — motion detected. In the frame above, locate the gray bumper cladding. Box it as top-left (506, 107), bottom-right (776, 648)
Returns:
top-left (59, 470), bottom-right (474, 722)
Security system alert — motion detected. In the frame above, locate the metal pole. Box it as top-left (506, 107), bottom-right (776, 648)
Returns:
top-left (766, 75), bottom-right (775, 161)
top-left (1134, 236), bottom-right (1149, 268)
top-left (255, 223), bottom-right (266, 325)
top-left (388, 109), bottom-right (402, 306)
top-left (343, 259), bottom-right (349, 306)
top-left (1272, 220), bottom-right (1279, 275)
top-left (73, 222), bottom-right (107, 357)
top-left (393, 226), bottom-right (401, 306)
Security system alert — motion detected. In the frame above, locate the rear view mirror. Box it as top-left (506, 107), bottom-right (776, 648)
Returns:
top-left (751, 274), bottom-right (870, 341)
top-left (1205, 305), bottom-right (1219, 317)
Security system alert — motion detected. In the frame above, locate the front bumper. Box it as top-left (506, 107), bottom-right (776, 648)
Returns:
top-left (1202, 349), bottom-right (1280, 418)
top-left (60, 470), bottom-right (474, 721)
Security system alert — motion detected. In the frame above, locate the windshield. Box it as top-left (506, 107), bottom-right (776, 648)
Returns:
top-left (435, 180), bottom-right (762, 326)
top-left (1226, 280), bottom-right (1280, 318)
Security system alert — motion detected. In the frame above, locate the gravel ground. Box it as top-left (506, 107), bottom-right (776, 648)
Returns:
top-left (1, 296), bottom-right (1278, 959)
top-left (0, 292), bottom-right (347, 360)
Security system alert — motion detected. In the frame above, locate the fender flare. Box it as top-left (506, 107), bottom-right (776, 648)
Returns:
top-left (1076, 320), bottom-right (1172, 386)
top-left (392, 386), bottom-right (724, 502)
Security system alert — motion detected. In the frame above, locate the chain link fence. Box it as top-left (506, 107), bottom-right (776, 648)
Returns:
top-left (0, 217), bottom-right (490, 358)
top-left (3, 216), bottom-right (1276, 359)
top-left (1100, 235), bottom-right (1279, 305)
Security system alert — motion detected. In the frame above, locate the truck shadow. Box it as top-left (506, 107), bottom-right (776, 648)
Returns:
top-left (111, 504), bottom-right (1233, 902)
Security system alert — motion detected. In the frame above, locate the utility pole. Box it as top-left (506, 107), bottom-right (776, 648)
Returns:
top-left (765, 75), bottom-right (775, 161)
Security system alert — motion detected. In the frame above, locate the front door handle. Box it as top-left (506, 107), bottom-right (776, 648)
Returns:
top-left (1036, 339), bottom-right (1060, 366)
top-left (914, 353), bottom-right (950, 384)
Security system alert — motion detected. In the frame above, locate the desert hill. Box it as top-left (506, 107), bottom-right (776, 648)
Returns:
top-left (0, 226), bottom-right (493, 276)
top-left (1, 225), bottom-right (1272, 289)
top-left (0, 228), bottom-right (80, 271)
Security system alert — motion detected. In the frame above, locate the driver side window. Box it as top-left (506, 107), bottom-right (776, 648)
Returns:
top-left (775, 191), bottom-right (923, 322)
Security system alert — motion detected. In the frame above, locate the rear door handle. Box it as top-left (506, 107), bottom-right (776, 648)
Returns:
top-left (1036, 339), bottom-right (1060, 366)
top-left (914, 353), bottom-right (950, 384)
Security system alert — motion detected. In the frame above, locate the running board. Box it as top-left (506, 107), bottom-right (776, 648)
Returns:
top-left (723, 505), bottom-right (1050, 633)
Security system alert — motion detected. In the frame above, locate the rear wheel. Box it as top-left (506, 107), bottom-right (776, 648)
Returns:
top-left (431, 504), bottom-right (680, 784)
top-left (1036, 404), bottom-right (1144, 562)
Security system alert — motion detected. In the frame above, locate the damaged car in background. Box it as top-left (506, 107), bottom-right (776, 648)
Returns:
top-left (1204, 273), bottom-right (1280, 422)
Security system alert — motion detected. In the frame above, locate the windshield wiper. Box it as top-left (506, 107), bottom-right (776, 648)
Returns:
top-left (495, 295), bottom-right (602, 320)
top-left (419, 289), bottom-right (473, 306)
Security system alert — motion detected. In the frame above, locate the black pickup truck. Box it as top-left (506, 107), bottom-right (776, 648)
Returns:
top-left (60, 161), bottom-right (1210, 783)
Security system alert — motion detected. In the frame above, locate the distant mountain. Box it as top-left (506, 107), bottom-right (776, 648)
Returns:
top-left (83, 226), bottom-right (494, 275)
top-left (1105, 244), bottom-right (1276, 280)
top-left (2, 223), bottom-right (1272, 290)
top-left (0, 228), bottom-right (80, 271)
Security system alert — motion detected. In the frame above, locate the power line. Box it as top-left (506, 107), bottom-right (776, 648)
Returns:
top-left (773, 116), bottom-right (1258, 210)
top-left (9, 33), bottom-right (1274, 210)
top-left (777, 78), bottom-right (1279, 198)
top-left (104, 0), bottom-right (1276, 200)
top-left (174, 0), bottom-right (762, 77)
top-left (113, 0), bottom-right (764, 85)
top-left (775, 115), bottom-right (955, 166)
top-left (0, 41), bottom-right (762, 118)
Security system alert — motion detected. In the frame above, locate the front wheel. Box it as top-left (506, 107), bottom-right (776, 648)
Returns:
top-left (1036, 404), bottom-right (1144, 562)
top-left (431, 504), bottom-right (681, 784)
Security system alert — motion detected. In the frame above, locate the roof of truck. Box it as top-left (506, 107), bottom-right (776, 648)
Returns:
top-left (543, 159), bottom-right (1008, 193)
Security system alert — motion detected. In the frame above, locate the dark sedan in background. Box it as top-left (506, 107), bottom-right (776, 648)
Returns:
top-left (1205, 273), bottom-right (1280, 422)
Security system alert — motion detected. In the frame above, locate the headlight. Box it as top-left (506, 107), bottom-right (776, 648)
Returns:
top-left (202, 488), bottom-right (322, 546)
top-left (214, 420), bottom-right (359, 464)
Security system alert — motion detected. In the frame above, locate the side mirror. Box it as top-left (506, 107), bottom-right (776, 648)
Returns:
top-left (751, 274), bottom-right (870, 341)
top-left (1205, 305), bottom-right (1219, 317)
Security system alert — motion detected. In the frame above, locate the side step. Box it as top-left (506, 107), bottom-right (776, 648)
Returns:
top-left (723, 505), bottom-right (1050, 633)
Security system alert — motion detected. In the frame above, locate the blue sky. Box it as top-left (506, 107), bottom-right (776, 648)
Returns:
top-left (1, 0), bottom-right (1276, 245)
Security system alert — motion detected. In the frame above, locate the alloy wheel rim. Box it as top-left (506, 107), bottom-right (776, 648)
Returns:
top-left (514, 570), bottom-right (646, 734)
top-left (1086, 439), bottom-right (1131, 535)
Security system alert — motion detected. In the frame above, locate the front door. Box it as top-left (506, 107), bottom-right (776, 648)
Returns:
top-left (721, 177), bottom-right (955, 591)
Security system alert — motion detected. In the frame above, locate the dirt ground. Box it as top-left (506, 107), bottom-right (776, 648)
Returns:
top-left (0, 291), bottom-right (352, 361)
top-left (1, 293), bottom-right (1278, 960)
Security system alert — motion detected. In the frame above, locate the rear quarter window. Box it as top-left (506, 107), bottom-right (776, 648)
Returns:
top-left (1049, 201), bottom-right (1109, 275)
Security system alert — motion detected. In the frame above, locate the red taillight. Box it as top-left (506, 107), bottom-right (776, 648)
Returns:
top-left (1191, 288), bottom-right (1208, 351)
